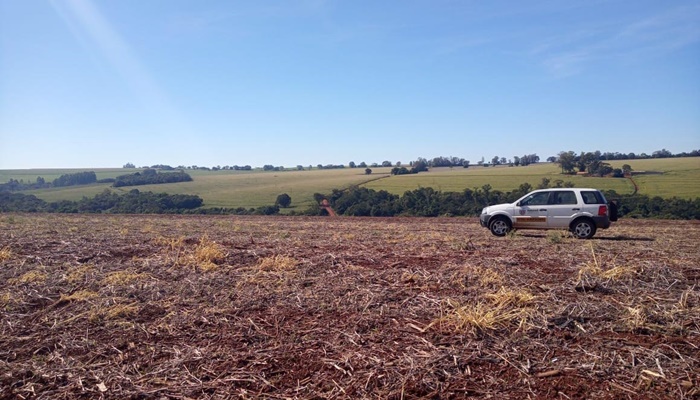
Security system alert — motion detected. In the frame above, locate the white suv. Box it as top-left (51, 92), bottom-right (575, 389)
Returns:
top-left (480, 188), bottom-right (618, 239)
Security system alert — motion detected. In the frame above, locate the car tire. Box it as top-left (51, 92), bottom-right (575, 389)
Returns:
top-left (489, 216), bottom-right (511, 237)
top-left (570, 219), bottom-right (596, 239)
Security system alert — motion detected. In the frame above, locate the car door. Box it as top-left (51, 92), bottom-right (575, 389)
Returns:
top-left (513, 191), bottom-right (550, 229)
top-left (547, 190), bottom-right (579, 228)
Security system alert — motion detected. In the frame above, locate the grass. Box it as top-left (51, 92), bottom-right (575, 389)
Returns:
top-left (609, 158), bottom-right (700, 199)
top-left (0, 168), bottom-right (136, 183)
top-left (15, 167), bottom-right (394, 211)
top-left (2, 157), bottom-right (698, 210)
top-left (363, 163), bottom-right (639, 195)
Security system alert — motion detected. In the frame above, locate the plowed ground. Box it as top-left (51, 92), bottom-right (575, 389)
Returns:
top-left (1, 214), bottom-right (698, 399)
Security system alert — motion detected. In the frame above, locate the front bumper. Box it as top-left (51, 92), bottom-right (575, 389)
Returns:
top-left (479, 214), bottom-right (489, 227)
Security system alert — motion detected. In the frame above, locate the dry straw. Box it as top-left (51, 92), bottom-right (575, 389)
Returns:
top-left (428, 287), bottom-right (536, 335)
top-left (0, 246), bottom-right (12, 262)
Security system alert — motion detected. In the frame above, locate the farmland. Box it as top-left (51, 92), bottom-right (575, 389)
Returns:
top-left (1, 214), bottom-right (698, 399)
top-left (1, 157), bottom-right (699, 210)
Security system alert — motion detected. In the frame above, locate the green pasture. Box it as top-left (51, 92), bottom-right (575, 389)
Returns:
top-left (608, 158), bottom-right (700, 199)
top-left (0, 168), bottom-right (136, 183)
top-left (362, 164), bottom-right (636, 196)
top-left (363, 158), bottom-right (699, 199)
top-left (14, 168), bottom-right (394, 212)
top-left (1, 157), bottom-right (698, 210)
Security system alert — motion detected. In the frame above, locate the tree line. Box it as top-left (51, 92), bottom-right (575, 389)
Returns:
top-left (0, 189), bottom-right (203, 214)
top-left (119, 148), bottom-right (697, 173)
top-left (303, 182), bottom-right (698, 220)
top-left (0, 171), bottom-right (114, 191)
top-left (2, 181), bottom-right (696, 219)
top-left (113, 169), bottom-right (192, 187)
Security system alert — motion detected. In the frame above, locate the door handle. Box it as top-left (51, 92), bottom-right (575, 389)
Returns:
top-left (539, 209), bottom-right (547, 212)
top-left (572, 208), bottom-right (580, 211)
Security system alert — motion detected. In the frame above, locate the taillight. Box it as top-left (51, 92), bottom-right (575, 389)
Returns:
top-left (598, 205), bottom-right (608, 216)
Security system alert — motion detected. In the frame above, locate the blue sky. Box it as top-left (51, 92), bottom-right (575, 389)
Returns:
top-left (1, 0), bottom-right (698, 169)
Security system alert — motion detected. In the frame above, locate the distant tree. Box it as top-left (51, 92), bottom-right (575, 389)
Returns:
top-left (53, 171), bottom-right (98, 187)
top-left (546, 156), bottom-right (557, 163)
top-left (349, 161), bottom-right (357, 168)
top-left (462, 160), bottom-right (470, 168)
top-left (359, 162), bottom-right (367, 168)
top-left (296, 165), bottom-right (304, 171)
top-left (381, 161), bottom-right (392, 167)
top-left (491, 156), bottom-right (500, 166)
top-left (391, 167), bottom-right (411, 175)
top-left (123, 162), bottom-right (135, 168)
top-left (577, 152), bottom-right (597, 172)
top-left (36, 177), bottom-right (45, 185)
top-left (622, 164), bottom-right (632, 175)
top-left (520, 154), bottom-right (539, 166)
top-left (411, 160), bottom-right (429, 173)
top-left (113, 170), bottom-right (192, 187)
top-left (652, 148), bottom-right (672, 158)
top-left (263, 165), bottom-right (275, 171)
top-left (557, 151), bottom-right (577, 174)
top-left (396, 161), bottom-right (401, 167)
top-left (365, 168), bottom-right (372, 175)
top-left (275, 193), bottom-right (292, 208)
top-left (513, 156), bottom-right (521, 166)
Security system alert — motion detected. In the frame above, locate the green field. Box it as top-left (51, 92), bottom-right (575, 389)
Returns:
top-left (6, 168), bottom-right (394, 211)
top-left (364, 158), bottom-right (700, 199)
top-left (1, 158), bottom-right (698, 210)
top-left (0, 168), bottom-right (134, 183)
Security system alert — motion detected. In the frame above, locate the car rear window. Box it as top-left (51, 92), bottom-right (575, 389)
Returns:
top-left (581, 191), bottom-right (604, 204)
top-left (551, 191), bottom-right (577, 205)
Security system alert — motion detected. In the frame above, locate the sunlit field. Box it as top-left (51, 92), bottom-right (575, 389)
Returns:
top-left (1, 157), bottom-right (698, 210)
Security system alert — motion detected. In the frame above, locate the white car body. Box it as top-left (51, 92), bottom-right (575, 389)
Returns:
top-left (480, 188), bottom-right (617, 239)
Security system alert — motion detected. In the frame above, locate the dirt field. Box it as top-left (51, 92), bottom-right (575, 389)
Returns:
top-left (1, 214), bottom-right (698, 399)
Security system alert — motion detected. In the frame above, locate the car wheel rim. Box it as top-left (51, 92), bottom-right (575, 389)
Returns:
top-left (493, 221), bottom-right (508, 235)
top-left (574, 223), bottom-right (591, 238)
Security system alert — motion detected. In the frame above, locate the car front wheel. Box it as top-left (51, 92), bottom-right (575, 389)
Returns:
top-left (571, 219), bottom-right (596, 239)
top-left (489, 216), bottom-right (511, 237)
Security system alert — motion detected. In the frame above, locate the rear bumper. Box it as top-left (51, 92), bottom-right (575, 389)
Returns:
top-left (592, 216), bottom-right (611, 229)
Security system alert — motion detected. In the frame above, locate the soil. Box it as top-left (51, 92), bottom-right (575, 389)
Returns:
top-left (0, 214), bottom-right (698, 399)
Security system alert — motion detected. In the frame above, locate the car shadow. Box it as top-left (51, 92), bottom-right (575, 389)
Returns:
top-left (518, 233), bottom-right (655, 242)
top-left (594, 235), bottom-right (655, 242)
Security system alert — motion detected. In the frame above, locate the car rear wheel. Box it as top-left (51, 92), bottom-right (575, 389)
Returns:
top-left (489, 216), bottom-right (511, 237)
top-left (571, 219), bottom-right (596, 239)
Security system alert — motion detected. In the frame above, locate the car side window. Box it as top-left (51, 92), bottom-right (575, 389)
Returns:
top-left (521, 192), bottom-right (550, 206)
top-left (552, 191), bottom-right (577, 205)
top-left (581, 191), bottom-right (602, 204)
